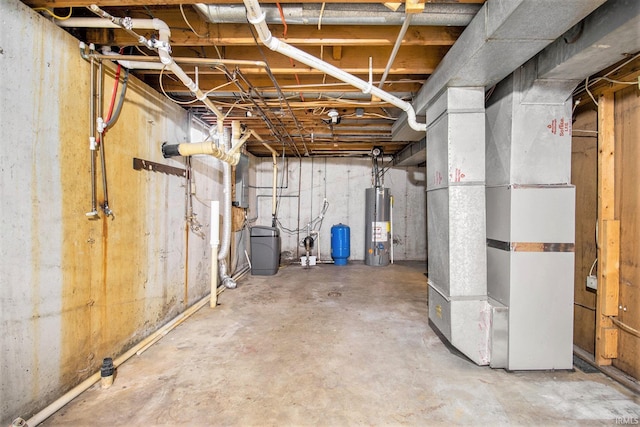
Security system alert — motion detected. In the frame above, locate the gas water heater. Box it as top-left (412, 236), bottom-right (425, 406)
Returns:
top-left (365, 186), bottom-right (391, 267)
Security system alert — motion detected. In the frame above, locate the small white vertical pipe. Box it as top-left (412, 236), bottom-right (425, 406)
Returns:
top-left (210, 201), bottom-right (220, 308)
top-left (390, 195), bottom-right (394, 264)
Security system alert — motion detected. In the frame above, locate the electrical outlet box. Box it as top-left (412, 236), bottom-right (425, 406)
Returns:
top-left (586, 275), bottom-right (598, 291)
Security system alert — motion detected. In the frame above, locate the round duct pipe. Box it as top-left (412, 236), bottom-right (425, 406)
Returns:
top-left (193, 3), bottom-right (480, 27)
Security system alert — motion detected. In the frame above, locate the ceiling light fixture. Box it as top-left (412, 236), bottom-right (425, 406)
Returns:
top-left (328, 108), bottom-right (340, 124)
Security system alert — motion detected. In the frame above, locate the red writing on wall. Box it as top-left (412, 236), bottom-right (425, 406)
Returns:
top-left (433, 171), bottom-right (443, 186)
top-left (547, 117), bottom-right (571, 136)
top-left (450, 168), bottom-right (466, 183)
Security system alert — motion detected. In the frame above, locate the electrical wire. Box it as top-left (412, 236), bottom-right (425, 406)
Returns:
top-left (179, 4), bottom-right (208, 38)
top-left (105, 69), bottom-right (129, 128)
top-left (609, 316), bottom-right (640, 339)
top-left (585, 76), bottom-right (598, 106)
top-left (34, 7), bottom-right (73, 20)
top-left (573, 52), bottom-right (640, 102)
top-left (318, 2), bottom-right (326, 30)
top-left (275, 2), bottom-right (288, 37)
top-left (588, 258), bottom-right (597, 276)
top-left (599, 77), bottom-right (638, 85)
top-left (159, 66), bottom-right (199, 105)
top-left (276, 199), bottom-right (329, 235)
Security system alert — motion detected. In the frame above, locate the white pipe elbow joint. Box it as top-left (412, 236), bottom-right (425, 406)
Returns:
top-left (159, 52), bottom-right (172, 65)
top-left (153, 18), bottom-right (170, 34)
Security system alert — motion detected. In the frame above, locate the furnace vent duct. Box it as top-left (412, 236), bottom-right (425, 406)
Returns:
top-left (194, 3), bottom-right (480, 27)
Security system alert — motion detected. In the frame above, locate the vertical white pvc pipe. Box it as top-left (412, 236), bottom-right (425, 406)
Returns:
top-left (210, 201), bottom-right (220, 308)
top-left (390, 196), bottom-right (394, 264)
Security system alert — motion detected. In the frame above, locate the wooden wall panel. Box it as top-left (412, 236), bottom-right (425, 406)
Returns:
top-left (613, 85), bottom-right (640, 379)
top-left (571, 109), bottom-right (598, 354)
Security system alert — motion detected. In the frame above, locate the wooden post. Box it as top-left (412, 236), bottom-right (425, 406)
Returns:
top-left (595, 92), bottom-right (620, 365)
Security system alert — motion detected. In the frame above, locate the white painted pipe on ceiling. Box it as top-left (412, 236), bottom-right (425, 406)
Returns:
top-left (61, 6), bottom-right (226, 134)
top-left (242, 0), bottom-right (426, 134)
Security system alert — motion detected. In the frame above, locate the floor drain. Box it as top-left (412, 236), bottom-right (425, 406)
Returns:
top-left (328, 291), bottom-right (342, 297)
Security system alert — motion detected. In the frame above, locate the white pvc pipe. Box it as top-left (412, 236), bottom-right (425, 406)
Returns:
top-left (242, 0), bottom-right (426, 133)
top-left (65, 7), bottom-right (225, 133)
top-left (379, 14), bottom-right (412, 89)
top-left (57, 17), bottom-right (161, 30)
top-left (210, 201), bottom-right (220, 308)
top-left (217, 128), bottom-right (237, 289)
top-left (390, 195), bottom-right (394, 264)
top-left (23, 293), bottom-right (212, 426)
top-left (174, 141), bottom-right (241, 166)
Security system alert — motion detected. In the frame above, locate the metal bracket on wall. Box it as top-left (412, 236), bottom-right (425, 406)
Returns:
top-left (133, 157), bottom-right (186, 178)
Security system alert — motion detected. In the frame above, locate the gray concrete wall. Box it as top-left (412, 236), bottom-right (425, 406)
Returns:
top-left (252, 157), bottom-right (427, 262)
top-left (0, 1), bottom-right (223, 423)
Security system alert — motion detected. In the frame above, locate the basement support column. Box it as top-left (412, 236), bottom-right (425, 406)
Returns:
top-left (485, 58), bottom-right (578, 370)
top-left (426, 87), bottom-right (490, 365)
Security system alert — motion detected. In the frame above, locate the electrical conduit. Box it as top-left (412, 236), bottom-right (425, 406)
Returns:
top-left (242, 0), bottom-right (427, 133)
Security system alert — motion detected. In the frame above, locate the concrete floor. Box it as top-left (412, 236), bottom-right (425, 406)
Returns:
top-left (44, 262), bottom-right (639, 426)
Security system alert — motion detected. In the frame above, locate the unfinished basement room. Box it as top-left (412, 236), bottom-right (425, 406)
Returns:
top-left (2, 0), bottom-right (640, 425)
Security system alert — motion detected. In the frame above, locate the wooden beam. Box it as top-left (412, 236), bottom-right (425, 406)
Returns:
top-left (332, 46), bottom-right (343, 61)
top-left (405, 0), bottom-right (425, 14)
top-left (595, 92), bottom-right (620, 366)
top-left (24, 0), bottom-right (485, 6)
top-left (601, 327), bottom-right (619, 359)
top-left (167, 45), bottom-right (444, 75)
top-left (152, 75), bottom-right (423, 93)
top-left (84, 21), bottom-right (462, 47)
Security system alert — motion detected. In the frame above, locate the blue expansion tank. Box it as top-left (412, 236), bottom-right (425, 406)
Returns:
top-left (331, 224), bottom-right (350, 266)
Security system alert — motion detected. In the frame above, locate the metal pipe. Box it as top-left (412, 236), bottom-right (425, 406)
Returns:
top-left (250, 130), bottom-right (278, 222)
top-left (242, 0), bottom-right (426, 133)
top-left (218, 127), bottom-right (236, 289)
top-left (194, 3), bottom-right (479, 26)
top-left (379, 14), bottom-right (412, 89)
top-left (76, 52), bottom-right (270, 70)
top-left (85, 45), bottom-right (100, 220)
top-left (97, 60), bottom-right (113, 218)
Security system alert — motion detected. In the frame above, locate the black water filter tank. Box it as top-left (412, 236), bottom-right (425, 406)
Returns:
top-left (250, 226), bottom-right (281, 275)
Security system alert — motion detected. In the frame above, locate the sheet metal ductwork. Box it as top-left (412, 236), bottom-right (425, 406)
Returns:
top-left (194, 3), bottom-right (481, 27)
